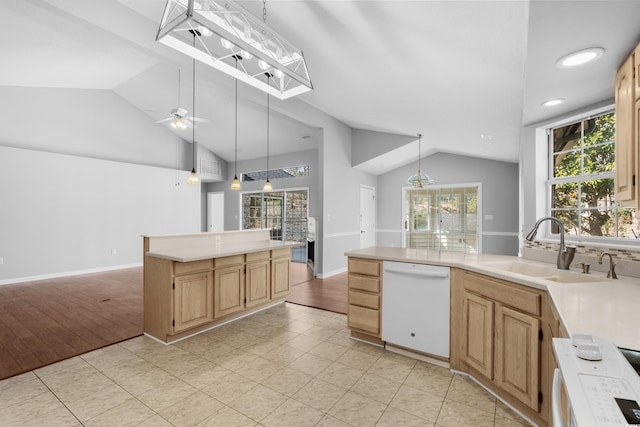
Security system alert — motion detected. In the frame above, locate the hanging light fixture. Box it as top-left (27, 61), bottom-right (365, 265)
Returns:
top-left (156, 0), bottom-right (313, 100)
top-left (186, 29), bottom-right (200, 186)
top-left (230, 54), bottom-right (242, 191)
top-left (406, 133), bottom-right (434, 188)
top-left (263, 73), bottom-right (272, 193)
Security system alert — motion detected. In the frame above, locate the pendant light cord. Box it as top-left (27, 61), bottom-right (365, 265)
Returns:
top-left (234, 57), bottom-right (238, 177)
top-left (266, 74), bottom-right (270, 182)
top-left (418, 133), bottom-right (422, 172)
top-left (192, 34), bottom-right (196, 172)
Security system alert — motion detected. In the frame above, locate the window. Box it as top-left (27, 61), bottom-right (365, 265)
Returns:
top-left (242, 165), bottom-right (309, 182)
top-left (549, 111), bottom-right (637, 238)
top-left (403, 185), bottom-right (480, 253)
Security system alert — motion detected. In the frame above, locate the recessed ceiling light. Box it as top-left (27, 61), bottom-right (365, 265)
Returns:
top-left (556, 47), bottom-right (605, 69)
top-left (542, 98), bottom-right (565, 107)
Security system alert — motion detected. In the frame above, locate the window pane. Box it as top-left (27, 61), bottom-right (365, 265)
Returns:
top-left (551, 210), bottom-right (579, 236)
top-left (584, 114), bottom-right (615, 146)
top-left (580, 209), bottom-right (616, 237)
top-left (583, 144), bottom-right (614, 174)
top-left (617, 208), bottom-right (637, 238)
top-left (552, 182), bottom-right (578, 208)
top-left (553, 122), bottom-right (582, 152)
top-left (579, 178), bottom-right (615, 208)
top-left (553, 150), bottom-right (581, 177)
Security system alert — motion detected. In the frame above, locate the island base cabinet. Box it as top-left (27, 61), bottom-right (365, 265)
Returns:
top-left (271, 256), bottom-right (291, 299)
top-left (214, 265), bottom-right (245, 319)
top-left (173, 271), bottom-right (213, 333)
top-left (246, 252), bottom-right (271, 308)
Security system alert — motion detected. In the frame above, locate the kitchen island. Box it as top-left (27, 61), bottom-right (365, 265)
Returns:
top-left (143, 229), bottom-right (301, 344)
top-left (345, 246), bottom-right (640, 427)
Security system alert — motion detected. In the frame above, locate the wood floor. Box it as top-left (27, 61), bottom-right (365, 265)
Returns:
top-left (0, 263), bottom-right (347, 381)
top-left (0, 267), bottom-right (143, 380)
top-left (286, 272), bottom-right (348, 314)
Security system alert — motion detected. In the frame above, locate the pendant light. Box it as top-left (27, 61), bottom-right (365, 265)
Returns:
top-left (230, 54), bottom-right (242, 191)
top-left (263, 73), bottom-right (273, 193)
top-left (186, 29), bottom-right (200, 186)
top-left (406, 133), bottom-right (434, 188)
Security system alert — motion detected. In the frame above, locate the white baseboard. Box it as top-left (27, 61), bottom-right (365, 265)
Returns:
top-left (0, 263), bottom-right (143, 286)
top-left (316, 267), bottom-right (347, 279)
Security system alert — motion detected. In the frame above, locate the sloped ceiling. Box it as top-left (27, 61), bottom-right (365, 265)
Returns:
top-left (1, 0), bottom-right (639, 174)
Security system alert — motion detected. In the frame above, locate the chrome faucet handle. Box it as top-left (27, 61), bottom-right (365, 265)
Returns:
top-left (576, 262), bottom-right (590, 274)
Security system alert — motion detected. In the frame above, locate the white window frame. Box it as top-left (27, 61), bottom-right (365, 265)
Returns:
top-left (536, 104), bottom-right (639, 246)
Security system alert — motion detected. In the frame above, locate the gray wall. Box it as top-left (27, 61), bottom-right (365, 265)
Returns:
top-left (206, 148), bottom-right (320, 231)
top-left (377, 152), bottom-right (519, 255)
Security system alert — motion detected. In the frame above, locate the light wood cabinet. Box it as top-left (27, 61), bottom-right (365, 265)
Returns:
top-left (246, 251), bottom-right (270, 308)
top-left (347, 258), bottom-right (382, 342)
top-left (144, 247), bottom-right (292, 343)
top-left (214, 256), bottom-right (245, 318)
top-left (615, 50), bottom-right (636, 206)
top-left (173, 271), bottom-right (213, 333)
top-left (462, 291), bottom-right (494, 378)
top-left (451, 269), bottom-right (553, 426)
top-left (494, 304), bottom-right (540, 410)
top-left (271, 249), bottom-right (291, 299)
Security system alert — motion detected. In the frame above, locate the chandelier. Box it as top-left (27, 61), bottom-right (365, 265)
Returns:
top-left (406, 134), bottom-right (434, 188)
top-left (156, 0), bottom-right (313, 100)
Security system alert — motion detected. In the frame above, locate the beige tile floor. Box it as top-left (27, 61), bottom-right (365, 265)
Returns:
top-left (0, 303), bottom-right (533, 426)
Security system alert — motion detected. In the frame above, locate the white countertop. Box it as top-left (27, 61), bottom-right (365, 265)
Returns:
top-left (345, 247), bottom-right (640, 351)
top-left (147, 240), bottom-right (302, 262)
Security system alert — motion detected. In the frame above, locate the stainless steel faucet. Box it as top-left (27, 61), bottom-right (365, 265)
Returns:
top-left (598, 252), bottom-right (618, 279)
top-left (525, 217), bottom-right (576, 270)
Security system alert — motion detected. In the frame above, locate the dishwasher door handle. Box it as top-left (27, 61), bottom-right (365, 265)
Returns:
top-left (383, 267), bottom-right (449, 279)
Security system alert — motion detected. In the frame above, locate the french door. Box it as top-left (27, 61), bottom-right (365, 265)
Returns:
top-left (402, 184), bottom-right (481, 253)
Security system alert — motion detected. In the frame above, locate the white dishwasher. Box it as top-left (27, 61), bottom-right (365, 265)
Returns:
top-left (382, 261), bottom-right (450, 358)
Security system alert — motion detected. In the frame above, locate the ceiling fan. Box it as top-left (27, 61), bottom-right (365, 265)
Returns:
top-left (154, 107), bottom-right (207, 129)
top-left (154, 69), bottom-right (208, 129)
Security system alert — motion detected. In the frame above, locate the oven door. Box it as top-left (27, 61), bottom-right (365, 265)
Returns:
top-left (552, 368), bottom-right (578, 427)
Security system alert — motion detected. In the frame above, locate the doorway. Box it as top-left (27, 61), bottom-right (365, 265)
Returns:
top-left (360, 185), bottom-right (376, 248)
top-left (207, 192), bottom-right (224, 232)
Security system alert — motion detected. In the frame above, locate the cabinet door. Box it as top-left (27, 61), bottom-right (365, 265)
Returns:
top-left (495, 304), bottom-right (540, 411)
top-left (462, 291), bottom-right (494, 379)
top-left (214, 265), bottom-right (245, 318)
top-left (615, 53), bottom-right (636, 206)
top-left (173, 271), bottom-right (213, 333)
top-left (246, 260), bottom-right (270, 307)
top-left (271, 257), bottom-right (291, 299)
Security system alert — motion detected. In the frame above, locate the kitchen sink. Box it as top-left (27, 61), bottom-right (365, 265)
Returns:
top-left (484, 260), bottom-right (602, 283)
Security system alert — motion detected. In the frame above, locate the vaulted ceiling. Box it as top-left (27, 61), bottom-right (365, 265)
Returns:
top-left (2, 0), bottom-right (639, 174)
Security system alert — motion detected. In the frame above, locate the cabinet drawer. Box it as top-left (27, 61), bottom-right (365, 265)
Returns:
top-left (348, 305), bottom-right (379, 335)
top-left (349, 290), bottom-right (379, 309)
top-left (174, 259), bottom-right (212, 275)
top-left (348, 258), bottom-right (381, 277)
top-left (246, 251), bottom-right (270, 262)
top-left (464, 271), bottom-right (540, 316)
top-left (214, 255), bottom-right (244, 268)
top-left (271, 248), bottom-right (291, 259)
top-left (348, 274), bottom-right (380, 294)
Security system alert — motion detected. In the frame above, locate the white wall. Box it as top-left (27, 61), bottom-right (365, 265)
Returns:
top-left (377, 152), bottom-right (519, 255)
top-left (0, 146), bottom-right (200, 283)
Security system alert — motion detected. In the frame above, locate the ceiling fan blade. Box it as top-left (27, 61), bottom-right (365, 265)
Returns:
top-left (189, 117), bottom-right (210, 123)
top-left (155, 117), bottom-right (172, 123)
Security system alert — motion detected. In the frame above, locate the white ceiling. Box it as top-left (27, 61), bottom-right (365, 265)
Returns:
top-left (2, 0), bottom-right (639, 174)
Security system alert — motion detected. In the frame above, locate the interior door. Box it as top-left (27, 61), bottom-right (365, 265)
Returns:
top-left (360, 185), bottom-right (375, 248)
top-left (207, 192), bottom-right (224, 232)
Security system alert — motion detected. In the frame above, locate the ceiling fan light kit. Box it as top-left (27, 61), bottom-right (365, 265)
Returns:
top-left (156, 0), bottom-right (313, 100)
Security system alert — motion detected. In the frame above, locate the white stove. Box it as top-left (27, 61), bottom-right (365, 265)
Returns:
top-left (553, 336), bottom-right (640, 426)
